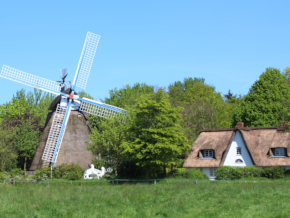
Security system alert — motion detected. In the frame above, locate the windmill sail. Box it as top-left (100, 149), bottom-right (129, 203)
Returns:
top-left (0, 65), bottom-right (61, 94)
top-left (42, 104), bottom-right (68, 162)
top-left (73, 32), bottom-right (100, 89)
top-left (79, 97), bottom-right (126, 119)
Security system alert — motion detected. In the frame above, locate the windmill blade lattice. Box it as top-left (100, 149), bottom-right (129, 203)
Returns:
top-left (79, 98), bottom-right (126, 119)
top-left (42, 104), bottom-right (68, 162)
top-left (0, 65), bottom-right (61, 94)
top-left (74, 32), bottom-right (100, 89)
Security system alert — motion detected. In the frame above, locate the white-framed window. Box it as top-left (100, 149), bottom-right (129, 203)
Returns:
top-left (210, 168), bottom-right (217, 177)
top-left (204, 150), bottom-right (213, 158)
top-left (274, 148), bottom-right (285, 157)
top-left (235, 159), bottom-right (243, 163)
top-left (237, 147), bottom-right (241, 155)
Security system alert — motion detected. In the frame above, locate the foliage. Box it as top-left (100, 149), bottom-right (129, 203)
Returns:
top-left (91, 158), bottom-right (108, 170)
top-left (262, 166), bottom-right (284, 179)
top-left (103, 83), bottom-right (154, 109)
top-left (216, 166), bottom-right (280, 180)
top-left (0, 122), bottom-right (18, 171)
top-left (171, 168), bottom-right (208, 180)
top-left (0, 89), bottom-right (54, 125)
top-left (215, 166), bottom-right (243, 180)
top-left (87, 114), bottom-right (128, 176)
top-left (168, 77), bottom-right (235, 144)
top-left (35, 167), bottom-right (50, 178)
top-left (122, 89), bottom-right (190, 177)
top-left (52, 163), bottom-right (85, 180)
top-left (6, 112), bottom-right (43, 171)
top-left (232, 68), bottom-right (290, 127)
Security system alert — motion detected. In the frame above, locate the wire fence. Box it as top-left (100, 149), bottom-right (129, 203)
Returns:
top-left (3, 178), bottom-right (290, 186)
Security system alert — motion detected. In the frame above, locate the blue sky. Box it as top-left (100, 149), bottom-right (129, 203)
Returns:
top-left (0, 0), bottom-right (290, 104)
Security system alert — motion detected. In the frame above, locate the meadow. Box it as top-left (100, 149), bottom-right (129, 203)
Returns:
top-left (1, 180), bottom-right (290, 217)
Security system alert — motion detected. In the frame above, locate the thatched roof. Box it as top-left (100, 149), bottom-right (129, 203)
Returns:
top-left (183, 126), bottom-right (290, 168)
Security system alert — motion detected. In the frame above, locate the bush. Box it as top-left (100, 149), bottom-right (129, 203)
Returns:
top-left (242, 166), bottom-right (262, 178)
top-left (262, 166), bottom-right (284, 179)
top-left (35, 167), bottom-right (50, 178)
top-left (0, 172), bottom-right (4, 181)
top-left (171, 168), bottom-right (208, 180)
top-left (53, 163), bottom-right (85, 180)
top-left (215, 166), bottom-right (243, 180)
top-left (9, 168), bottom-right (23, 177)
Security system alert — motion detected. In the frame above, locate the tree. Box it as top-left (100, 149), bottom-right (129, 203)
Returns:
top-left (103, 83), bottom-right (154, 109)
top-left (168, 77), bottom-right (205, 107)
top-left (232, 68), bottom-right (290, 127)
top-left (121, 89), bottom-right (190, 177)
top-left (7, 112), bottom-right (43, 171)
top-left (0, 89), bottom-right (54, 125)
top-left (169, 79), bottom-right (232, 144)
top-left (0, 121), bottom-right (18, 171)
top-left (87, 114), bottom-right (128, 177)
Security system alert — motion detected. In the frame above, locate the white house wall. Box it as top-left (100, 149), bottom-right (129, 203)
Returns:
top-left (223, 131), bottom-right (253, 167)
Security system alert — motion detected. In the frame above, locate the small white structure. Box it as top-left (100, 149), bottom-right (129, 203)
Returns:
top-left (83, 164), bottom-right (106, 179)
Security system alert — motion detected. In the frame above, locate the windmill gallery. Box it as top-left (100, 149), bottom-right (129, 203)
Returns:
top-left (0, 32), bottom-right (126, 172)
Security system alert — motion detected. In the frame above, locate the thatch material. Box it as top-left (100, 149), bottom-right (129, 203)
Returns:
top-left (29, 111), bottom-right (93, 170)
top-left (183, 127), bottom-right (290, 168)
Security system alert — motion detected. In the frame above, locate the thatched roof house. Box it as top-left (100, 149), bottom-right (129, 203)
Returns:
top-left (183, 122), bottom-right (290, 178)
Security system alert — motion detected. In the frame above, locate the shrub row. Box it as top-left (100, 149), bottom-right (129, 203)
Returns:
top-left (171, 168), bottom-right (209, 180)
top-left (35, 162), bottom-right (85, 180)
top-left (215, 166), bottom-right (285, 180)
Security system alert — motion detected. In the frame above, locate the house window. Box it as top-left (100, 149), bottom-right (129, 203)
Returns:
top-left (274, 148), bottom-right (286, 157)
top-left (203, 150), bottom-right (214, 158)
top-left (210, 168), bottom-right (217, 177)
top-left (235, 159), bottom-right (243, 163)
top-left (237, 147), bottom-right (241, 155)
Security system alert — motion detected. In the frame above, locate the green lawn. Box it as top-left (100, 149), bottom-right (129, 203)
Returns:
top-left (1, 180), bottom-right (290, 217)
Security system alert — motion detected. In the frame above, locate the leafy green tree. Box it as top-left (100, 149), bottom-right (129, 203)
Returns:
top-left (232, 68), bottom-right (290, 127)
top-left (169, 79), bottom-right (231, 144)
top-left (0, 122), bottom-right (18, 171)
top-left (0, 89), bottom-right (54, 125)
top-left (168, 77), bottom-right (205, 107)
top-left (121, 89), bottom-right (190, 177)
top-left (7, 112), bottom-right (43, 171)
top-left (87, 114), bottom-right (128, 176)
top-left (103, 83), bottom-right (154, 109)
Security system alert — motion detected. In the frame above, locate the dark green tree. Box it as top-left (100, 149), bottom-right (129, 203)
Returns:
top-left (232, 68), bottom-right (290, 127)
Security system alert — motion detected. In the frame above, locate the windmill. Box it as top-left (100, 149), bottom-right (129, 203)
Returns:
top-left (0, 32), bottom-right (126, 170)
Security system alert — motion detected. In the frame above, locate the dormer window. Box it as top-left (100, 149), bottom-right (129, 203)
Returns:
top-left (274, 148), bottom-right (286, 157)
top-left (202, 149), bottom-right (214, 159)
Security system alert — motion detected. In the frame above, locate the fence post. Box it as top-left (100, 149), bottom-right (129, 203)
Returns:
top-left (195, 180), bottom-right (197, 184)
top-left (154, 180), bottom-right (156, 184)
top-left (166, 179), bottom-right (168, 185)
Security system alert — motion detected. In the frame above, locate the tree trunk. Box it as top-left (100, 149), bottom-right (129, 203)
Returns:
top-left (114, 160), bottom-right (118, 177)
top-left (163, 166), bottom-right (166, 177)
top-left (24, 157), bottom-right (27, 172)
top-left (146, 169), bottom-right (149, 179)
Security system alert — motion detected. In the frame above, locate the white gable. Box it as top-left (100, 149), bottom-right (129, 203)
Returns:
top-left (223, 131), bottom-right (253, 167)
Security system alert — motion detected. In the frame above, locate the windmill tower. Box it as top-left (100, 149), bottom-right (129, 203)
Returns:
top-left (0, 32), bottom-right (126, 170)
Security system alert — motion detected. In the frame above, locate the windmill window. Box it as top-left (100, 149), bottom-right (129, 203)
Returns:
top-left (235, 159), bottom-right (243, 163)
top-left (202, 150), bottom-right (214, 158)
top-left (274, 148), bottom-right (286, 157)
top-left (237, 147), bottom-right (241, 155)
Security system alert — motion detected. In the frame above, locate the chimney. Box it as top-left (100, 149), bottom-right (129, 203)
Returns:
top-left (236, 122), bottom-right (244, 128)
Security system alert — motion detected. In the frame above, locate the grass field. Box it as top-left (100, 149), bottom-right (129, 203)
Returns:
top-left (1, 180), bottom-right (290, 217)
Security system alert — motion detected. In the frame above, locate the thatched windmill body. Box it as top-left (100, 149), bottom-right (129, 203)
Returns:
top-left (0, 32), bottom-right (126, 170)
